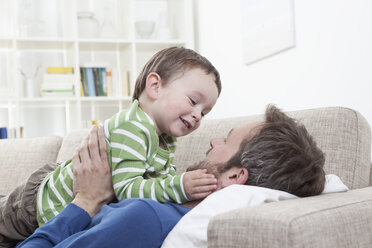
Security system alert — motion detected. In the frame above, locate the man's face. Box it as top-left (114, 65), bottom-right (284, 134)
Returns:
top-left (187, 122), bottom-right (262, 189)
top-left (206, 122), bottom-right (262, 165)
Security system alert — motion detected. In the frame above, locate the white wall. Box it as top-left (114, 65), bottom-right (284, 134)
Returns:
top-left (195, 0), bottom-right (372, 132)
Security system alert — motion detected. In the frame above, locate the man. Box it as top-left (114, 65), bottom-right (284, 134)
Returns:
top-left (17, 105), bottom-right (325, 247)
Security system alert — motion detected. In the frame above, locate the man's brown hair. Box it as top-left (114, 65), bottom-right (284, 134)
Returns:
top-left (132, 46), bottom-right (221, 101)
top-left (222, 105), bottom-right (326, 197)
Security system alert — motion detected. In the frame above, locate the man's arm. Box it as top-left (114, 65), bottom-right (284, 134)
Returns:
top-left (17, 126), bottom-right (114, 247)
top-left (16, 204), bottom-right (91, 248)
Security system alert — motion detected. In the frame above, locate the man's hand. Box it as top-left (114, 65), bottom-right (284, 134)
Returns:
top-left (183, 169), bottom-right (217, 201)
top-left (72, 125), bottom-right (114, 217)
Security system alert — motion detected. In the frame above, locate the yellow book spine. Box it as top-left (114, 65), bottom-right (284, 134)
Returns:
top-left (47, 67), bottom-right (74, 74)
top-left (80, 81), bottom-right (85, 96)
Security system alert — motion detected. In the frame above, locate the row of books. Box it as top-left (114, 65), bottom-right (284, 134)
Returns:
top-left (80, 67), bottom-right (110, 97)
top-left (80, 67), bottom-right (130, 97)
top-left (0, 126), bottom-right (23, 139)
top-left (40, 66), bottom-right (131, 97)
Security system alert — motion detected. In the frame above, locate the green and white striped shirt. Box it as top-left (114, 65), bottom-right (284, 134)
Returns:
top-left (36, 100), bottom-right (188, 226)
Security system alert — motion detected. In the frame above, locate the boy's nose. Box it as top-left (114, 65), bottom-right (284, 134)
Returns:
top-left (192, 111), bottom-right (202, 121)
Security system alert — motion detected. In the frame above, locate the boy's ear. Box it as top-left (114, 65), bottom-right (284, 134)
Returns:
top-left (145, 72), bottom-right (162, 100)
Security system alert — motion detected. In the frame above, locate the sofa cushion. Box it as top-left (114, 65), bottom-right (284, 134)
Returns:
top-left (174, 107), bottom-right (371, 189)
top-left (0, 136), bottom-right (62, 197)
top-left (56, 129), bottom-right (90, 163)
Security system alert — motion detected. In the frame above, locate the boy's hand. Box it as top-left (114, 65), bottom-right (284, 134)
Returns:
top-left (183, 169), bottom-right (217, 201)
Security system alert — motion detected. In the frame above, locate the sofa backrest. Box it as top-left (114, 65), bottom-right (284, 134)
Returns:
top-left (0, 136), bottom-right (62, 197)
top-left (56, 129), bottom-right (90, 163)
top-left (174, 107), bottom-right (371, 190)
top-left (56, 107), bottom-right (371, 190)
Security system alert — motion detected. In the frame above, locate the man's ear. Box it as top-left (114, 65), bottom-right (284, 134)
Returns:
top-left (228, 167), bottom-right (248, 185)
top-left (145, 72), bottom-right (161, 100)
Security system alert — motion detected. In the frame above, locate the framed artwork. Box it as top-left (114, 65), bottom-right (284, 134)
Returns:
top-left (241, 0), bottom-right (296, 65)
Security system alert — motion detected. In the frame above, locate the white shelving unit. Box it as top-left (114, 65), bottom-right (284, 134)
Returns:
top-left (0, 0), bottom-right (194, 137)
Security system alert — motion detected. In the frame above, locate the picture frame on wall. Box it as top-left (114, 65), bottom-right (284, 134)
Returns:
top-left (241, 0), bottom-right (296, 65)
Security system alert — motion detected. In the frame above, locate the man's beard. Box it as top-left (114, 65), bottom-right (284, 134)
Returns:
top-left (186, 159), bottom-right (224, 178)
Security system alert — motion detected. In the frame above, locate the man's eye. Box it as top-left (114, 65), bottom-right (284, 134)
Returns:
top-left (201, 112), bottom-right (205, 117)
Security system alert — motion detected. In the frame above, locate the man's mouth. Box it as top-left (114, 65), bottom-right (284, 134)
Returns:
top-left (180, 117), bottom-right (192, 129)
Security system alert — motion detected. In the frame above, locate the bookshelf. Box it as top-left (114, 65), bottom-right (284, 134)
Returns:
top-left (0, 0), bottom-right (194, 138)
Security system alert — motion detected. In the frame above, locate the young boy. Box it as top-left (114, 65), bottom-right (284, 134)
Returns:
top-left (0, 47), bottom-right (221, 246)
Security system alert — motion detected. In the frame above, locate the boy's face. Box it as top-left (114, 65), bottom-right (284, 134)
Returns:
top-left (154, 68), bottom-right (218, 137)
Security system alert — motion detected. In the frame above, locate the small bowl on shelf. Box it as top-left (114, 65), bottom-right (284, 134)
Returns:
top-left (135, 21), bottom-right (155, 39)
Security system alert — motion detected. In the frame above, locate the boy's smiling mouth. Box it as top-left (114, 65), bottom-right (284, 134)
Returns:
top-left (180, 117), bottom-right (192, 129)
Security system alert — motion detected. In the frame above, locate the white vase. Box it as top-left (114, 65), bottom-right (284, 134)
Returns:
top-left (25, 78), bottom-right (34, 98)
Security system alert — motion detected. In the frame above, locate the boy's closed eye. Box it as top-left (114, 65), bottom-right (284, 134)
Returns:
top-left (188, 97), bottom-right (196, 105)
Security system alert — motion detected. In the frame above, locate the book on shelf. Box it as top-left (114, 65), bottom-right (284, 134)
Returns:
top-left (41, 67), bottom-right (75, 97)
top-left (99, 68), bottom-right (106, 96)
top-left (80, 66), bottom-right (129, 97)
top-left (85, 67), bottom-right (96, 96)
top-left (47, 67), bottom-right (74, 74)
top-left (0, 127), bottom-right (7, 139)
top-left (0, 127), bottom-right (19, 139)
top-left (122, 68), bottom-right (130, 97)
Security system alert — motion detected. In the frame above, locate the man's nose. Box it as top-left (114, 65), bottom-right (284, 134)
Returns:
top-left (210, 138), bottom-right (223, 147)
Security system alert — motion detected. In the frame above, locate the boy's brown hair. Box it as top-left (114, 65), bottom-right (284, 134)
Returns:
top-left (132, 46), bottom-right (221, 101)
top-left (222, 105), bottom-right (326, 197)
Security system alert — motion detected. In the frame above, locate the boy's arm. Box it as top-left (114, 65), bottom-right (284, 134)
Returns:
top-left (110, 123), bottom-right (216, 203)
top-left (113, 161), bottom-right (217, 203)
top-left (108, 123), bottom-right (194, 203)
top-left (113, 160), bottom-right (189, 203)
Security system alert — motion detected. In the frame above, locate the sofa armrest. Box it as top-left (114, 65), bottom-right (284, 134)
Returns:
top-left (208, 187), bottom-right (372, 248)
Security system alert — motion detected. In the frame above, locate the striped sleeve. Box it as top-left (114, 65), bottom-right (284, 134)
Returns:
top-left (109, 120), bottom-right (150, 200)
top-left (117, 169), bottom-right (188, 204)
top-left (108, 123), bottom-right (188, 203)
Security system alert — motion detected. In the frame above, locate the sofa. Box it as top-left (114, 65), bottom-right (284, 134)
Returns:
top-left (0, 106), bottom-right (371, 247)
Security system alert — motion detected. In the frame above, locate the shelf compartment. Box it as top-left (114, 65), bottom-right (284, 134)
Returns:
top-left (18, 106), bottom-right (67, 137)
top-left (76, 0), bottom-right (132, 40)
top-left (16, 48), bottom-right (76, 98)
top-left (0, 108), bottom-right (9, 127)
top-left (0, 0), bottom-right (14, 38)
top-left (0, 50), bottom-right (13, 90)
top-left (79, 42), bottom-right (133, 98)
top-left (17, 0), bottom-right (75, 39)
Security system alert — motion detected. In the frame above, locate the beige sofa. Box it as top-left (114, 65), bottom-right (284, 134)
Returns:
top-left (0, 106), bottom-right (371, 247)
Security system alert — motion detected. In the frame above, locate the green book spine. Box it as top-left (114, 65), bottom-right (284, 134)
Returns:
top-left (98, 68), bottom-right (105, 96)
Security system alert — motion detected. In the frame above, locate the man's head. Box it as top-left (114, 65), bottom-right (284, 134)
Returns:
top-left (188, 105), bottom-right (326, 197)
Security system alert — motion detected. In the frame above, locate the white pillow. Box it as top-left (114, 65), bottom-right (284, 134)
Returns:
top-left (161, 174), bottom-right (348, 248)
